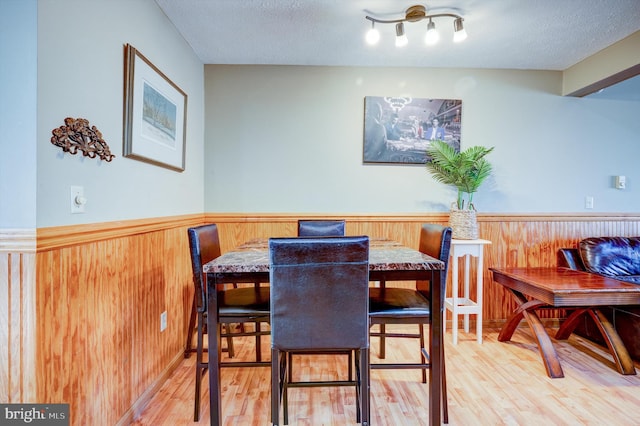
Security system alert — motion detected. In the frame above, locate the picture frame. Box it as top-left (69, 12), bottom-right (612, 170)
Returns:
top-left (363, 96), bottom-right (462, 165)
top-left (123, 44), bottom-right (187, 172)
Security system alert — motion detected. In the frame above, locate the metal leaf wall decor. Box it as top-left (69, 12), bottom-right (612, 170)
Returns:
top-left (51, 117), bottom-right (115, 162)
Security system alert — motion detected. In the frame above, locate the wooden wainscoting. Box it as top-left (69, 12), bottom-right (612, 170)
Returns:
top-left (29, 212), bottom-right (640, 425)
top-left (0, 229), bottom-right (37, 404)
top-left (206, 213), bottom-right (640, 324)
top-left (35, 215), bottom-right (203, 426)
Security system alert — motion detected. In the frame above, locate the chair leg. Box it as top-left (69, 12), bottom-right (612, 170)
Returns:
top-left (193, 311), bottom-right (206, 422)
top-left (221, 324), bottom-right (235, 358)
top-left (255, 321), bottom-right (262, 362)
top-left (193, 366), bottom-right (202, 422)
top-left (184, 297), bottom-right (197, 358)
top-left (270, 349), bottom-right (289, 425)
top-left (287, 352), bottom-right (293, 385)
top-left (379, 323), bottom-right (386, 359)
top-left (271, 348), bottom-right (280, 426)
top-left (377, 280), bottom-right (387, 360)
top-left (252, 282), bottom-right (261, 362)
top-left (354, 350), bottom-right (361, 423)
top-left (419, 324), bottom-right (427, 383)
top-left (442, 341), bottom-right (449, 424)
top-left (282, 352), bottom-right (289, 425)
top-left (360, 348), bottom-right (370, 426)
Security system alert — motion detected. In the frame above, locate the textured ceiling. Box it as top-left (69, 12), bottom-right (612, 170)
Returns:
top-left (155, 0), bottom-right (640, 71)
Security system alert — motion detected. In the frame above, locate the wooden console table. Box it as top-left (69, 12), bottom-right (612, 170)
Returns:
top-left (490, 267), bottom-right (640, 378)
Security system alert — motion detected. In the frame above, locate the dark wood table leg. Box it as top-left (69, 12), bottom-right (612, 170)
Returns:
top-left (497, 290), bottom-right (547, 341)
top-left (429, 269), bottom-right (444, 426)
top-left (499, 289), bottom-right (564, 378)
top-left (556, 308), bottom-right (636, 375)
top-left (554, 308), bottom-right (588, 340)
top-left (207, 277), bottom-right (221, 426)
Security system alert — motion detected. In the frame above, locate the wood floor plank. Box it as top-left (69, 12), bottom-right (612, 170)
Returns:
top-left (131, 326), bottom-right (640, 425)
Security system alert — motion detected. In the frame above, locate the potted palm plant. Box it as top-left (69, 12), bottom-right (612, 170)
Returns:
top-left (425, 140), bottom-right (494, 239)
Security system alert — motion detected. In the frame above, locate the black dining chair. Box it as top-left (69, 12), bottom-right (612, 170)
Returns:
top-left (186, 224), bottom-right (271, 422)
top-left (297, 219), bottom-right (346, 237)
top-left (269, 236), bottom-right (370, 425)
top-left (290, 219), bottom-right (354, 382)
top-left (185, 294), bottom-right (236, 358)
top-left (369, 223), bottom-right (452, 423)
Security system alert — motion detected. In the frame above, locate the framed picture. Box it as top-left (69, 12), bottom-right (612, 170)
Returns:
top-left (363, 96), bottom-right (462, 165)
top-left (123, 44), bottom-right (187, 171)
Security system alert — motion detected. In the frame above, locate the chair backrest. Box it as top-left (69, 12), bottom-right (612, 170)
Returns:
top-left (557, 248), bottom-right (586, 270)
top-left (269, 236), bottom-right (369, 351)
top-left (297, 220), bottom-right (346, 237)
top-left (187, 224), bottom-right (222, 312)
top-left (417, 224), bottom-right (453, 296)
top-left (579, 237), bottom-right (640, 277)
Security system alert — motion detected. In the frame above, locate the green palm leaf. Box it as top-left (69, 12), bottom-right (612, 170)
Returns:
top-left (426, 140), bottom-right (494, 210)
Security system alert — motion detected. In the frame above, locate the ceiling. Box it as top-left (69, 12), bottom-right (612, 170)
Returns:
top-left (154, 0), bottom-right (640, 100)
top-left (155, 0), bottom-right (639, 71)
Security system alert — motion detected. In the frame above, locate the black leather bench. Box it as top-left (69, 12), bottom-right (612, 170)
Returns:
top-left (558, 236), bottom-right (640, 362)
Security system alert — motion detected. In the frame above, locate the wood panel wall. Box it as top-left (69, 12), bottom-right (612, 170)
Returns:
top-left (0, 229), bottom-right (37, 404)
top-left (26, 212), bottom-right (640, 425)
top-left (35, 215), bottom-right (203, 425)
top-left (207, 213), bottom-right (640, 325)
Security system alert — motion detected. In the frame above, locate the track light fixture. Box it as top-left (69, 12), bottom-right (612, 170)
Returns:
top-left (365, 4), bottom-right (467, 47)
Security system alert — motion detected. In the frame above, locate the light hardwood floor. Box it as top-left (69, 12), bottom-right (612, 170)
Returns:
top-left (131, 326), bottom-right (640, 425)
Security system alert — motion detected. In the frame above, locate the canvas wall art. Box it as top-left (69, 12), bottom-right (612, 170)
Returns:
top-left (363, 96), bottom-right (462, 164)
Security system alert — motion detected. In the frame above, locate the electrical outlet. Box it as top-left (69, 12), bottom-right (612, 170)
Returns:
top-left (160, 311), bottom-right (167, 332)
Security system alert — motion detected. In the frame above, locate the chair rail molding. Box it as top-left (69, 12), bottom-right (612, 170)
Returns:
top-left (0, 228), bottom-right (36, 252)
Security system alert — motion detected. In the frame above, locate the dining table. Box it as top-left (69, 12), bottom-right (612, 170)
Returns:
top-left (203, 237), bottom-right (446, 426)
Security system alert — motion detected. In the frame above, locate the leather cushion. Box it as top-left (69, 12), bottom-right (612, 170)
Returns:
top-left (218, 286), bottom-right (270, 316)
top-left (557, 248), bottom-right (586, 270)
top-left (579, 237), bottom-right (640, 278)
top-left (297, 220), bottom-right (346, 237)
top-left (269, 236), bottom-right (369, 350)
top-left (614, 275), bottom-right (640, 284)
top-left (369, 287), bottom-right (430, 318)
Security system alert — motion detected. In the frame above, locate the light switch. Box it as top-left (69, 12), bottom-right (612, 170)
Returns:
top-left (70, 186), bottom-right (86, 213)
top-left (585, 196), bottom-right (594, 209)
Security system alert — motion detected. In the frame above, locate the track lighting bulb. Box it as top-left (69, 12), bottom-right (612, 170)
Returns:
top-left (453, 17), bottom-right (467, 43)
top-left (366, 22), bottom-right (380, 45)
top-left (425, 19), bottom-right (439, 45)
top-left (395, 22), bottom-right (408, 47)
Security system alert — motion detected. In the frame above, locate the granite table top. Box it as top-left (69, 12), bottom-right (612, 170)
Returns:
top-left (203, 238), bottom-right (444, 274)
